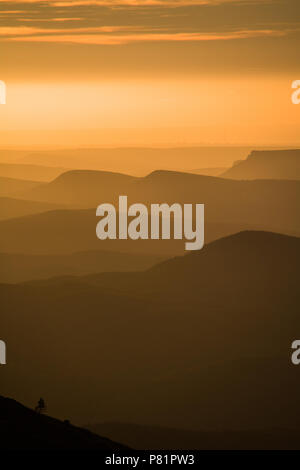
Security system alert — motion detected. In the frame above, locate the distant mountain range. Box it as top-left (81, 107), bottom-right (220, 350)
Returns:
top-left (0, 160), bottom-right (299, 279)
top-left (1, 231), bottom-right (300, 430)
top-left (222, 149), bottom-right (300, 180)
top-left (0, 170), bottom-right (296, 256)
top-left (1, 147), bottom-right (299, 446)
top-left (0, 146), bottom-right (253, 176)
top-left (17, 170), bottom-right (300, 234)
top-left (0, 250), bottom-right (167, 283)
top-left (88, 422), bottom-right (300, 450)
top-left (0, 395), bottom-right (127, 450)
top-left (0, 197), bottom-right (63, 221)
top-left (0, 204), bottom-right (293, 257)
top-left (0, 163), bottom-right (68, 182)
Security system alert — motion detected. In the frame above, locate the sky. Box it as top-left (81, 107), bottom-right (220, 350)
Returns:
top-left (0, 0), bottom-right (299, 147)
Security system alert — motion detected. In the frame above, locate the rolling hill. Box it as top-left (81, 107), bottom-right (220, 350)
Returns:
top-left (19, 170), bottom-right (300, 235)
top-left (1, 169), bottom-right (297, 257)
top-left (0, 250), bottom-right (167, 283)
top-left (0, 206), bottom-right (278, 255)
top-left (0, 197), bottom-right (63, 221)
top-left (22, 169), bottom-right (136, 206)
top-left (222, 149), bottom-right (300, 180)
top-left (1, 231), bottom-right (300, 432)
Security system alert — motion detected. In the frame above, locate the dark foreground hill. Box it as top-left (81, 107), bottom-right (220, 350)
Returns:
top-left (0, 396), bottom-right (127, 450)
top-left (222, 149), bottom-right (300, 180)
top-left (88, 422), bottom-right (300, 450)
top-left (1, 231), bottom-right (300, 433)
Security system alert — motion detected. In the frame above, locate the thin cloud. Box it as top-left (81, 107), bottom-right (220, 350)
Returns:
top-left (3, 29), bottom-right (288, 45)
top-left (16, 18), bottom-right (84, 22)
top-left (0, 10), bottom-right (25, 14)
top-left (0, 25), bottom-right (151, 35)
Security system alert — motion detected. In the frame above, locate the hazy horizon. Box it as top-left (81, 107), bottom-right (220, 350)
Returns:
top-left (1, 0), bottom-right (300, 149)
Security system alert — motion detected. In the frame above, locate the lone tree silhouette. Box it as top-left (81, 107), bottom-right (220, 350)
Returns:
top-left (35, 397), bottom-right (46, 414)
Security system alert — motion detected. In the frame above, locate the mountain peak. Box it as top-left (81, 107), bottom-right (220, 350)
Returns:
top-left (222, 148), bottom-right (300, 180)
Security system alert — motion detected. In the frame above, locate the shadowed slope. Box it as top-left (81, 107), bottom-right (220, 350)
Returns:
top-left (0, 396), bottom-right (127, 451)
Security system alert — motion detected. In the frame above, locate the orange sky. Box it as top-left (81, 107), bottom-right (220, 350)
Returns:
top-left (0, 0), bottom-right (299, 147)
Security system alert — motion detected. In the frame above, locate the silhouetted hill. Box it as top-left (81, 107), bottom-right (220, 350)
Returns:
top-left (0, 207), bottom-right (273, 255)
top-left (1, 231), bottom-right (300, 432)
top-left (82, 231), bottom-right (300, 297)
top-left (3, 169), bottom-right (298, 256)
top-left (0, 176), bottom-right (41, 198)
top-left (23, 169), bottom-right (135, 206)
top-left (0, 250), bottom-right (167, 283)
top-left (0, 396), bottom-right (127, 450)
top-left (19, 170), bottom-right (300, 236)
top-left (222, 149), bottom-right (300, 180)
top-left (0, 197), bottom-right (63, 221)
top-left (88, 422), bottom-right (300, 450)
top-left (0, 163), bottom-right (68, 182)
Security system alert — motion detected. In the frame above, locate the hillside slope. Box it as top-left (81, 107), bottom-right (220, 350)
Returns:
top-left (0, 396), bottom-right (127, 450)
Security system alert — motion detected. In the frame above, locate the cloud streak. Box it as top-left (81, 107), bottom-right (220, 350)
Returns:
top-left (0, 25), bottom-right (154, 35)
top-left (17, 17), bottom-right (84, 22)
top-left (3, 29), bottom-right (288, 45)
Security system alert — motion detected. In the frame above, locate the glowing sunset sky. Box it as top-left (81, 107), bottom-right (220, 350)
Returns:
top-left (0, 0), bottom-right (299, 146)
